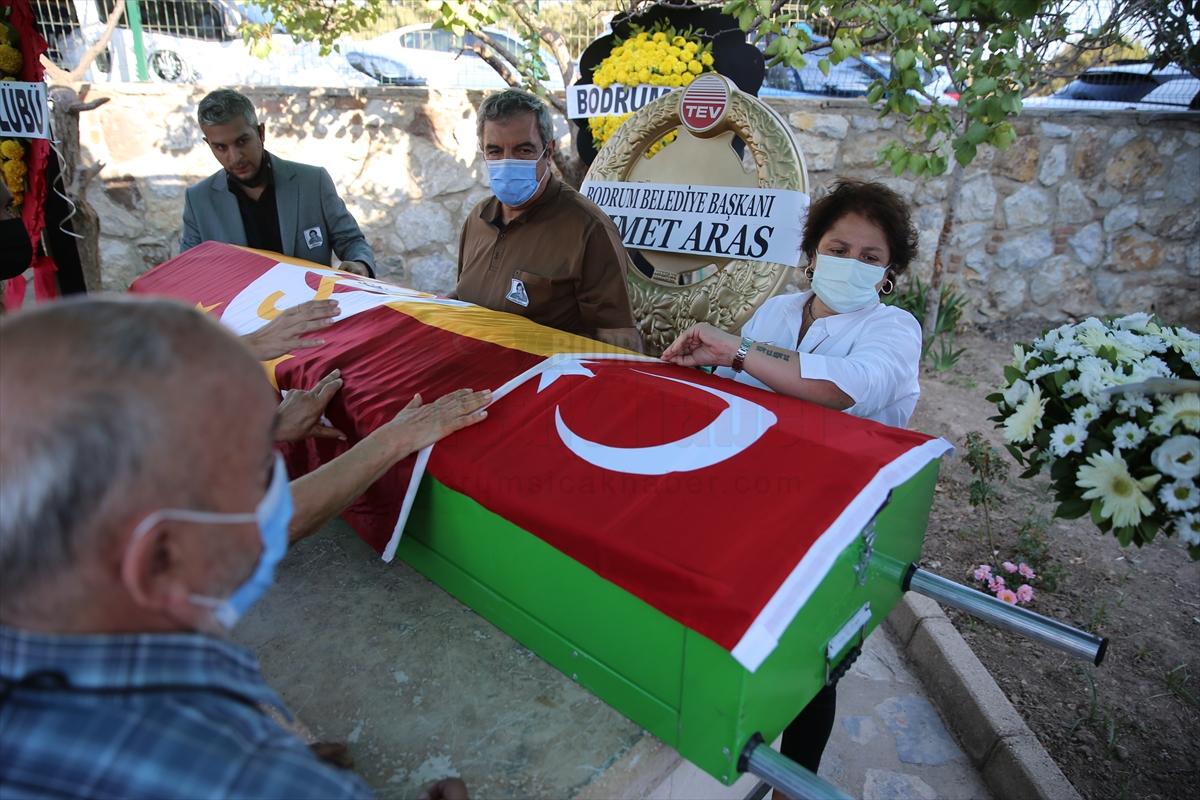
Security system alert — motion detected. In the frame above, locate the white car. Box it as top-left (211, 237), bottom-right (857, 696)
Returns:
top-left (1024, 63), bottom-right (1197, 112)
top-left (345, 23), bottom-right (566, 91)
top-left (40, 0), bottom-right (371, 86)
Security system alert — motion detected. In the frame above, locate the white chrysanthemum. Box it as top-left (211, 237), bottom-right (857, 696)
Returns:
top-left (1113, 421), bottom-right (1147, 450)
top-left (1138, 356), bottom-right (1174, 379)
top-left (1116, 394), bottom-right (1153, 416)
top-left (1075, 450), bottom-right (1160, 528)
top-left (1073, 403), bottom-right (1101, 427)
top-left (1151, 435), bottom-right (1200, 480)
top-left (1114, 312), bottom-right (1154, 332)
top-left (1061, 379), bottom-right (1082, 398)
top-left (1159, 480), bottom-right (1200, 512)
top-left (1003, 379), bottom-right (1032, 408)
top-left (1011, 344), bottom-right (1032, 372)
top-left (1004, 384), bottom-right (1047, 444)
top-left (1108, 330), bottom-right (1156, 363)
top-left (1186, 352), bottom-right (1200, 377)
top-left (1052, 338), bottom-right (1088, 360)
top-left (1151, 394), bottom-right (1200, 434)
top-left (1076, 326), bottom-right (1111, 355)
top-left (1177, 512), bottom-right (1200, 547)
top-left (1025, 363), bottom-right (1061, 381)
top-left (1161, 326), bottom-right (1199, 355)
top-left (1050, 422), bottom-right (1088, 457)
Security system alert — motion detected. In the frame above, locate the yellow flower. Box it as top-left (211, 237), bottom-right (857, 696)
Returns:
top-left (681, 71), bottom-right (696, 85)
top-left (11, 191), bottom-right (22, 207)
top-left (1, 139), bottom-right (24, 160)
top-left (638, 67), bottom-right (651, 83)
top-left (652, 32), bottom-right (667, 43)
top-left (673, 36), bottom-right (686, 47)
top-left (688, 60), bottom-right (703, 75)
top-left (0, 43), bottom-right (21, 76)
top-left (685, 42), bottom-right (699, 55)
top-left (3, 158), bottom-right (26, 182)
top-left (701, 52), bottom-right (714, 66)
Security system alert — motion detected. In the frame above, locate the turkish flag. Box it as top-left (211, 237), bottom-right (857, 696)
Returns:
top-left (132, 244), bottom-right (951, 670)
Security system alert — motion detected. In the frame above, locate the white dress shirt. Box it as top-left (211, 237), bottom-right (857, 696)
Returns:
top-left (716, 291), bottom-right (922, 428)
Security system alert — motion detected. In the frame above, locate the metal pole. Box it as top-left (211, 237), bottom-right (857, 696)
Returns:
top-left (124, 1), bottom-right (149, 81)
top-left (905, 567), bottom-right (1107, 665)
top-left (739, 736), bottom-right (852, 800)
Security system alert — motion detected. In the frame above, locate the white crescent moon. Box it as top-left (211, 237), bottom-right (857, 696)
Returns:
top-left (554, 370), bottom-right (777, 475)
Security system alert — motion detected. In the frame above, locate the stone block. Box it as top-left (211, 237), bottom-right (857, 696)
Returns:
top-left (392, 202), bottom-right (455, 252)
top-left (1029, 254), bottom-right (1088, 309)
top-left (1103, 204), bottom-right (1139, 233)
top-left (1071, 133), bottom-right (1102, 181)
top-left (1004, 185), bottom-right (1053, 229)
top-left (841, 133), bottom-right (889, 167)
top-left (995, 138), bottom-right (1039, 182)
top-left (982, 734), bottom-right (1083, 800)
top-left (996, 230), bottom-right (1054, 271)
top-left (907, 617), bottom-right (1030, 766)
top-left (408, 253), bottom-right (457, 295)
top-left (1038, 144), bottom-right (1067, 186)
top-left (1104, 138), bottom-right (1163, 191)
top-left (793, 131), bottom-right (839, 171)
top-left (1055, 183), bottom-right (1092, 225)
top-left (1040, 122), bottom-right (1072, 139)
top-left (989, 269), bottom-right (1028, 315)
top-left (885, 593), bottom-right (944, 648)
top-left (787, 111), bottom-right (850, 139)
top-left (1167, 149), bottom-right (1200, 206)
top-left (957, 177), bottom-right (997, 223)
top-left (951, 222), bottom-right (989, 250)
top-left (1111, 230), bottom-right (1163, 272)
top-left (1070, 223), bottom-right (1104, 267)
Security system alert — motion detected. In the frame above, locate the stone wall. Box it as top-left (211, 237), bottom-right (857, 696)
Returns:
top-left (78, 85), bottom-right (1199, 326)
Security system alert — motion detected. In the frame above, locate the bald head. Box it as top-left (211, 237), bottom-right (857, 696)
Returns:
top-left (0, 296), bottom-right (274, 606)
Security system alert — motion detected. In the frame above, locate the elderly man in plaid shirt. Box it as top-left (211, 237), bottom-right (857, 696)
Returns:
top-left (0, 298), bottom-right (480, 800)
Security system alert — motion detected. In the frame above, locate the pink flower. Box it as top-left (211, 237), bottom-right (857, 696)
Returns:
top-left (1002, 561), bottom-right (1018, 573)
top-left (973, 565), bottom-right (993, 582)
top-left (997, 588), bottom-right (1018, 604)
top-left (988, 576), bottom-right (1006, 593)
top-left (1016, 584), bottom-right (1034, 604)
top-left (1018, 563), bottom-right (1036, 580)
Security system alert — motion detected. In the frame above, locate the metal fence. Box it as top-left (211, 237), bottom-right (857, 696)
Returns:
top-left (26, 0), bottom-right (1199, 112)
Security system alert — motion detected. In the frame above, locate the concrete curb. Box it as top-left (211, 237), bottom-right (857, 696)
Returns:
top-left (886, 593), bottom-right (1082, 800)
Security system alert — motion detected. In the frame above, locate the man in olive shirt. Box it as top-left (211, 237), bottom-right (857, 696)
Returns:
top-left (456, 89), bottom-right (641, 352)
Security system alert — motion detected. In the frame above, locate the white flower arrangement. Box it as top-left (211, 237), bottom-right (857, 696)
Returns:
top-left (990, 314), bottom-right (1200, 558)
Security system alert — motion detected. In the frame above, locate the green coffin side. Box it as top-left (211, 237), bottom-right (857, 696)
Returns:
top-left (396, 460), bottom-right (940, 783)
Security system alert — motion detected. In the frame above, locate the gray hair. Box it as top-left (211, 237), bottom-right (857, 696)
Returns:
top-left (0, 298), bottom-right (250, 604)
top-left (477, 88), bottom-right (554, 149)
top-left (198, 88), bottom-right (259, 128)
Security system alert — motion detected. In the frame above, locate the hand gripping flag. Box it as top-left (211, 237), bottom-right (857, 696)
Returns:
top-left (132, 243), bottom-right (951, 671)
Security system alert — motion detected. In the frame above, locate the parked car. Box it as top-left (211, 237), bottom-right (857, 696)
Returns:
top-left (1024, 62), bottom-right (1197, 111)
top-left (344, 23), bottom-right (565, 91)
top-left (34, 0), bottom-right (371, 86)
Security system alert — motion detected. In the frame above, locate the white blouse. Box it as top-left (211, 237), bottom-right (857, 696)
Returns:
top-left (715, 291), bottom-right (923, 428)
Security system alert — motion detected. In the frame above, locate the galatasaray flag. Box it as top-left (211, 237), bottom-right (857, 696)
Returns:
top-left (132, 243), bottom-right (950, 671)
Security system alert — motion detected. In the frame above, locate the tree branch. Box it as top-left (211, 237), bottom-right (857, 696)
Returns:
top-left (53, 1), bottom-right (125, 83)
top-left (509, 0), bottom-right (576, 86)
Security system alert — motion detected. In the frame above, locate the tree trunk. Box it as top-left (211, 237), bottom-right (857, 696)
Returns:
top-left (48, 86), bottom-right (108, 292)
top-left (923, 160), bottom-right (964, 342)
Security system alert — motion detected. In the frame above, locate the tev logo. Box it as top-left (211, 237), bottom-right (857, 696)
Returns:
top-left (678, 74), bottom-right (731, 136)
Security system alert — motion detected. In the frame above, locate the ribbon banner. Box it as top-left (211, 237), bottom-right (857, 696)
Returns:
top-left (0, 81), bottom-right (49, 139)
top-left (567, 83), bottom-right (678, 119)
top-left (581, 179), bottom-right (808, 266)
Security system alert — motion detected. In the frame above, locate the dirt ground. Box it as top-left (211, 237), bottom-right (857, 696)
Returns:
top-left (909, 320), bottom-right (1199, 800)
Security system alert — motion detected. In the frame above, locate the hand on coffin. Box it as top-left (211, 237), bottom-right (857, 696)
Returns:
top-left (275, 369), bottom-right (347, 442)
top-left (243, 299), bottom-right (340, 360)
top-left (661, 323), bottom-right (740, 369)
top-left (418, 777), bottom-right (470, 800)
top-left (339, 260), bottom-right (372, 277)
top-left (378, 388), bottom-right (492, 455)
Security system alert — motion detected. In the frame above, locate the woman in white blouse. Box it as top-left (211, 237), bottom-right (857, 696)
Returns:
top-left (663, 178), bottom-right (922, 429)
top-left (662, 179), bottom-right (922, 788)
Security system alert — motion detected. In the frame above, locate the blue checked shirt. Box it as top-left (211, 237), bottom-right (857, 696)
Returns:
top-left (0, 625), bottom-right (373, 799)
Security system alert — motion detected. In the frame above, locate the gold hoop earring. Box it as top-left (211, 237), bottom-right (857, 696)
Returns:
top-left (881, 279), bottom-right (895, 296)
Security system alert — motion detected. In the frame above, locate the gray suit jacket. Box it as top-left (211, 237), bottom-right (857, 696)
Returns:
top-left (181, 156), bottom-right (376, 274)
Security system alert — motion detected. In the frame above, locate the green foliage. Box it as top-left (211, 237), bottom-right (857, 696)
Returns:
top-left (964, 430), bottom-right (1009, 559)
top-left (883, 275), bottom-right (967, 369)
top-left (1014, 515), bottom-right (1063, 592)
top-left (244, 1), bottom-right (384, 56)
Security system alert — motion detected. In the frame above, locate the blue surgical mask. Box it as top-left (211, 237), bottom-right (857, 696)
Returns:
top-left (810, 253), bottom-right (887, 314)
top-left (486, 151), bottom-right (547, 207)
top-left (129, 454), bottom-right (293, 630)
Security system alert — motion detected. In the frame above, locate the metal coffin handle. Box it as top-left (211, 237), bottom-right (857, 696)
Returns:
top-left (738, 734), bottom-right (852, 800)
top-left (904, 565), bottom-right (1108, 666)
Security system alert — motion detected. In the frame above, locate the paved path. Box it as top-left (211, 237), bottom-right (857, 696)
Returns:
top-left (236, 520), bottom-right (991, 799)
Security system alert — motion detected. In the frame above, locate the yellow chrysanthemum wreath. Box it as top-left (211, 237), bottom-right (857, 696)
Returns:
top-left (0, 20), bottom-right (27, 207)
top-left (589, 24), bottom-right (716, 158)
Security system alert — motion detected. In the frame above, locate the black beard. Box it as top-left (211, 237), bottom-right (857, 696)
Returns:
top-left (228, 157), bottom-right (270, 189)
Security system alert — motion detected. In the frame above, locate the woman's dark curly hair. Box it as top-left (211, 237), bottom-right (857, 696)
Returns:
top-left (801, 179), bottom-right (919, 277)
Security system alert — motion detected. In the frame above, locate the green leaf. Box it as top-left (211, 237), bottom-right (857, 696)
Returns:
top-left (1003, 365), bottom-right (1022, 384)
top-left (954, 140), bottom-right (977, 167)
top-left (894, 48), bottom-right (916, 71)
top-left (818, 58), bottom-right (831, 77)
top-left (1090, 499), bottom-right (1106, 526)
top-left (965, 121), bottom-right (989, 146)
top-left (866, 83), bottom-right (885, 104)
top-left (1116, 525), bottom-right (1135, 546)
top-left (1055, 496), bottom-right (1090, 519)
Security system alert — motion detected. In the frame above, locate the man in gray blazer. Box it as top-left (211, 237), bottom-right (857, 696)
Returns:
top-left (182, 89), bottom-right (376, 278)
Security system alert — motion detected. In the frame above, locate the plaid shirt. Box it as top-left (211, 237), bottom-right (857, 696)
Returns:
top-left (0, 625), bottom-right (373, 799)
